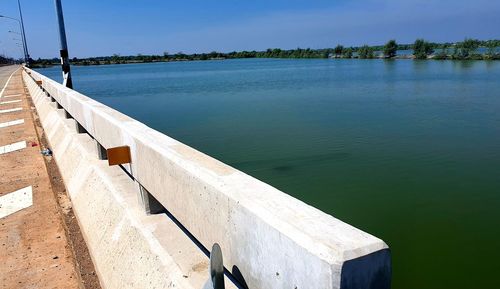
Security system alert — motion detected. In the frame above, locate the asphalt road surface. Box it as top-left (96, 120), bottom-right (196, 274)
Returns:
top-left (0, 65), bottom-right (19, 93)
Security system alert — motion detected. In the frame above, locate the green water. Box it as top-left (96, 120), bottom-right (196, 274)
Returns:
top-left (38, 59), bottom-right (500, 288)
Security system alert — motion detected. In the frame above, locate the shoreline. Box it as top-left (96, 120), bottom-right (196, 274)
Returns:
top-left (31, 54), bottom-right (499, 68)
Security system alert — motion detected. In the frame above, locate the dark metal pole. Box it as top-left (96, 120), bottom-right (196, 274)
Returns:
top-left (54, 0), bottom-right (72, 89)
top-left (17, 0), bottom-right (30, 67)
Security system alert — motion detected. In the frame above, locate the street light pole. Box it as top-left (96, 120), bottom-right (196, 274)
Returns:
top-left (8, 31), bottom-right (25, 61)
top-left (16, 0), bottom-right (30, 66)
top-left (54, 0), bottom-right (72, 89)
top-left (0, 15), bottom-right (28, 64)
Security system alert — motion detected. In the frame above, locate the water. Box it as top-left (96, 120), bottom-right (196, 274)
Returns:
top-left (38, 59), bottom-right (500, 289)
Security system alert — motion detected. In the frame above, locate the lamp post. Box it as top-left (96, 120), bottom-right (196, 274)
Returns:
top-left (8, 32), bottom-right (24, 59)
top-left (0, 15), bottom-right (28, 65)
top-left (16, 0), bottom-right (30, 66)
top-left (54, 0), bottom-right (72, 88)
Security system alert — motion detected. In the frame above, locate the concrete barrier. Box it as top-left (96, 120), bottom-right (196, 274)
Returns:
top-left (24, 70), bottom-right (239, 289)
top-left (24, 68), bottom-right (391, 289)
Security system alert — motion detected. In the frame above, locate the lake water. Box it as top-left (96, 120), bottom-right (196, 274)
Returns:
top-left (38, 59), bottom-right (500, 289)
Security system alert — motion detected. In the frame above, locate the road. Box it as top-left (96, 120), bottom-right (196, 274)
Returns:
top-left (0, 67), bottom-right (100, 289)
top-left (0, 65), bottom-right (19, 95)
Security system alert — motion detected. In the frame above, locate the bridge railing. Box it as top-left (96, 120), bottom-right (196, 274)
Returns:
top-left (24, 67), bottom-right (391, 289)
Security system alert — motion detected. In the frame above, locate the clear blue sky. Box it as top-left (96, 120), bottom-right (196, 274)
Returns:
top-left (1, 0), bottom-right (499, 59)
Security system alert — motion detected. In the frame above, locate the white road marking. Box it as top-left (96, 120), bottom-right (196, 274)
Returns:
top-left (0, 186), bottom-right (33, 219)
top-left (0, 99), bottom-right (22, 105)
top-left (0, 141), bottom-right (27, 155)
top-left (2, 94), bottom-right (22, 98)
top-left (0, 67), bottom-right (20, 98)
top-left (0, 107), bottom-right (22, 114)
top-left (0, 119), bottom-right (24, 128)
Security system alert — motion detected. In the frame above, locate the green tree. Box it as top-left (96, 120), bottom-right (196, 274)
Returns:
top-left (334, 45), bottom-right (344, 58)
top-left (384, 40), bottom-right (398, 58)
top-left (343, 47), bottom-right (353, 58)
top-left (413, 39), bottom-right (434, 59)
top-left (0, 55), bottom-right (15, 65)
top-left (455, 38), bottom-right (480, 59)
top-left (358, 45), bottom-right (374, 59)
top-left (485, 41), bottom-right (497, 58)
top-left (111, 54), bottom-right (121, 63)
top-left (209, 51), bottom-right (220, 59)
top-left (272, 48), bottom-right (282, 57)
top-left (434, 44), bottom-right (449, 60)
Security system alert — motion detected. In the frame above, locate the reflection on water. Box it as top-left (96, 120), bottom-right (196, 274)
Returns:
top-left (452, 60), bottom-right (477, 69)
top-left (38, 59), bottom-right (500, 289)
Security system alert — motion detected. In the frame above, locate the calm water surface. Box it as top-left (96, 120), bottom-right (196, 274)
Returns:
top-left (38, 59), bottom-right (500, 289)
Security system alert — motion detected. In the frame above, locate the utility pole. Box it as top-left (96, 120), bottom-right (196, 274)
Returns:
top-left (54, 0), bottom-right (72, 88)
top-left (17, 0), bottom-right (30, 67)
top-left (0, 16), bottom-right (27, 64)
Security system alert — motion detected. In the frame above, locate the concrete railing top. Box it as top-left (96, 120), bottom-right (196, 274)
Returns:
top-left (24, 67), bottom-right (391, 289)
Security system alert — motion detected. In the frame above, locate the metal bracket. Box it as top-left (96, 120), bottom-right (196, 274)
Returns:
top-left (96, 141), bottom-right (108, 160)
top-left (75, 122), bottom-right (87, 134)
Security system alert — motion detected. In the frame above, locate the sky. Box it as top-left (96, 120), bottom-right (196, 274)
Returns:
top-left (1, 0), bottom-right (499, 59)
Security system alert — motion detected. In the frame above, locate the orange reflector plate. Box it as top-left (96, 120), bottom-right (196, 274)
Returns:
top-left (107, 146), bottom-right (131, 166)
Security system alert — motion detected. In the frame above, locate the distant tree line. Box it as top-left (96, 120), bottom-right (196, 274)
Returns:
top-left (0, 55), bottom-right (16, 65)
top-left (30, 38), bottom-right (500, 67)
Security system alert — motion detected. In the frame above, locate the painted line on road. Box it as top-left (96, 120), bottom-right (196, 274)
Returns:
top-left (0, 107), bottom-right (23, 114)
top-left (0, 119), bottom-right (24, 128)
top-left (0, 186), bottom-right (33, 219)
top-left (2, 94), bottom-right (23, 98)
top-left (0, 141), bottom-right (27, 155)
top-left (0, 99), bottom-right (22, 105)
top-left (0, 67), bottom-right (20, 98)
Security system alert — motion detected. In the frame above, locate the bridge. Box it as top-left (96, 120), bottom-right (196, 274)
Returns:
top-left (0, 65), bottom-right (391, 289)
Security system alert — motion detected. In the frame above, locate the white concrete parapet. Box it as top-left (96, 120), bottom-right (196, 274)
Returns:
top-left (24, 68), bottom-right (391, 289)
